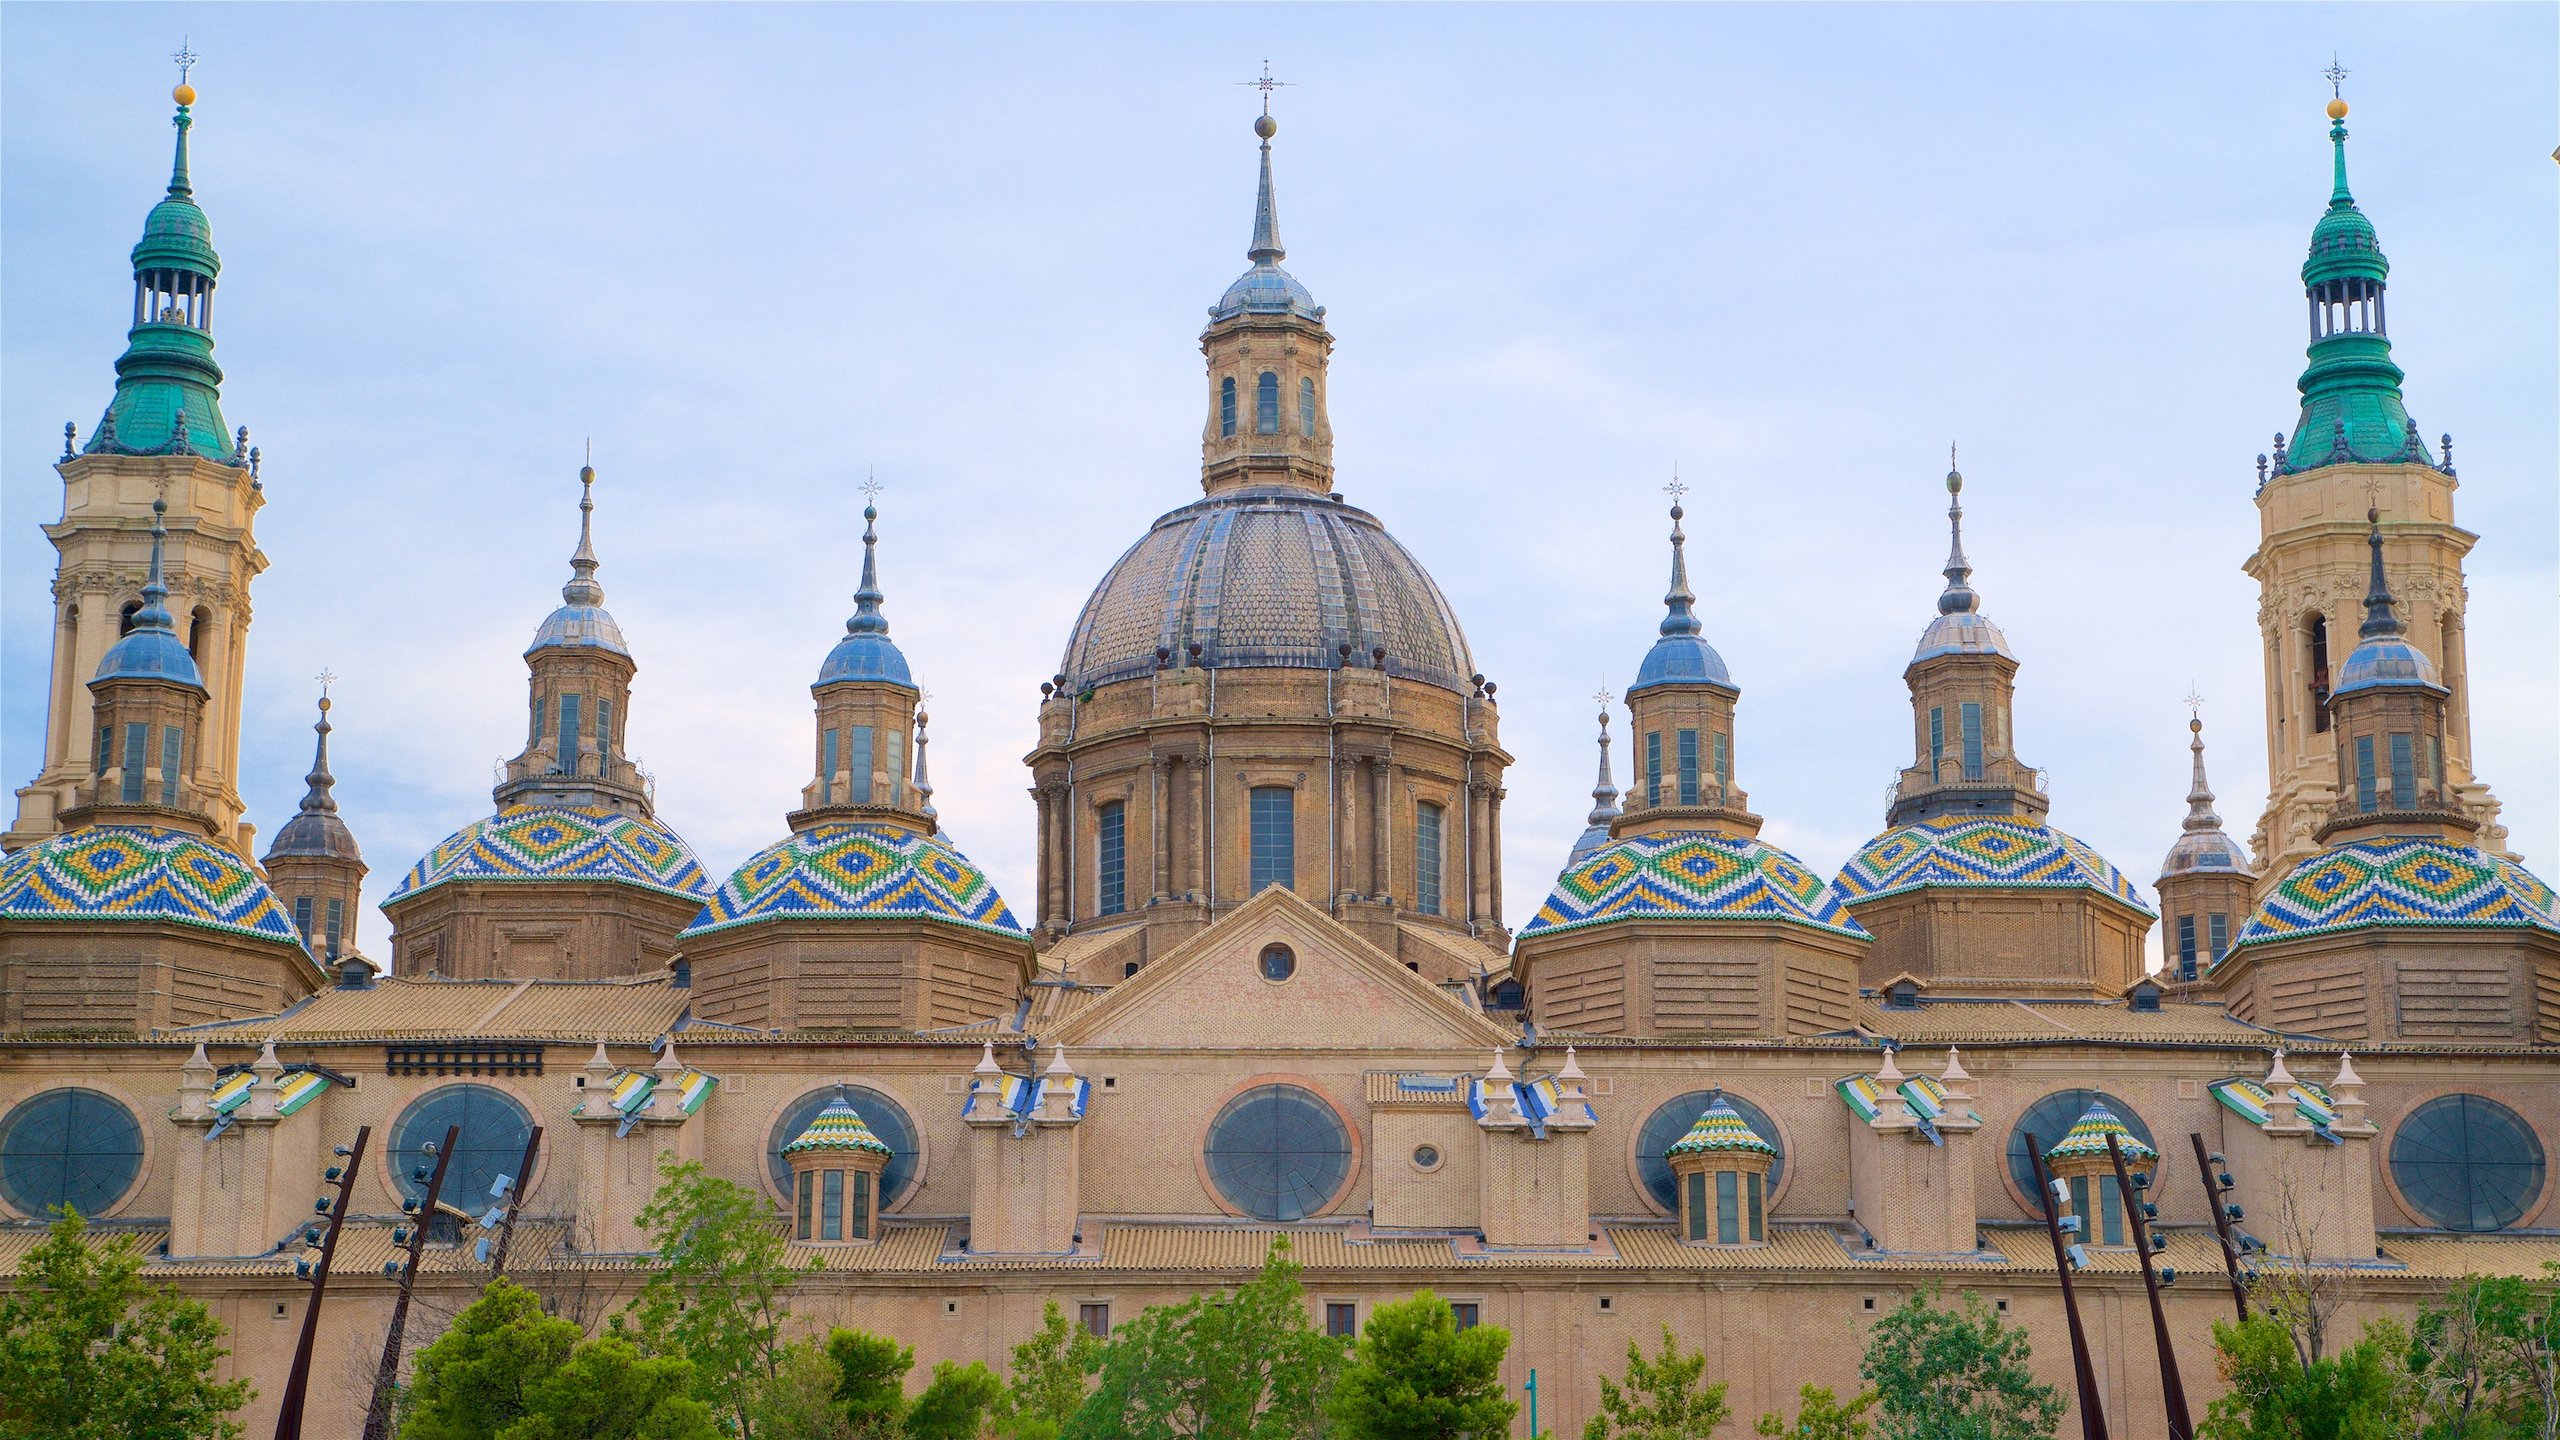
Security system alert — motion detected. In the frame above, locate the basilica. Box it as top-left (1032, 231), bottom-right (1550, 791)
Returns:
top-left (1, 71), bottom-right (2554, 1438)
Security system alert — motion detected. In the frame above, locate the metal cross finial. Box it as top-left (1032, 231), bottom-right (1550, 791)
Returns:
top-left (1662, 474), bottom-right (1689, 503)
top-left (317, 668), bottom-right (339, 700)
top-left (860, 468), bottom-right (883, 503)
top-left (2183, 685), bottom-right (2204, 720)
top-left (1241, 61), bottom-right (1292, 115)
top-left (2324, 55), bottom-right (2349, 98)
top-left (1592, 685), bottom-right (1614, 709)
top-left (172, 38), bottom-right (199, 87)
top-left (1950, 441), bottom-right (1959, 470)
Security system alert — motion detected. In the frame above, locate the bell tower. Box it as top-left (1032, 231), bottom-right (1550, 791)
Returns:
top-left (8, 66), bottom-right (265, 856)
top-left (2244, 79), bottom-right (2504, 888)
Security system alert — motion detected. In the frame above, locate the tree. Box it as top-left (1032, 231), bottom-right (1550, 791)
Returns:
top-left (906, 1361), bottom-right (1003, 1440)
top-left (0, 1208), bottom-right (253, 1440)
top-left (1582, 1326), bottom-right (1729, 1440)
top-left (827, 1329), bottom-right (915, 1431)
top-left (622, 1157), bottom-right (802, 1437)
top-left (1858, 1286), bottom-right (2063, 1440)
top-left (400, 1281), bottom-right (585, 1440)
top-left (749, 1342), bottom-right (870, 1440)
top-left (2409, 1269), bottom-right (2560, 1440)
top-left (1064, 1238), bottom-right (1346, 1440)
top-left (1754, 1386), bottom-right (1876, 1439)
top-left (996, 1303), bottom-right (1104, 1440)
top-left (1327, 1291), bottom-right (1515, 1440)
top-left (501, 1334), bottom-right (722, 1440)
top-left (2197, 1312), bottom-right (2416, 1440)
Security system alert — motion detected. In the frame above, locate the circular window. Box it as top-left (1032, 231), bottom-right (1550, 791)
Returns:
top-left (1412, 1144), bottom-right (1442, 1172)
top-left (2005, 1089), bottom-right (2154, 1206)
top-left (1259, 944), bottom-right (1296, 982)
top-left (1635, 1092), bottom-right (1783, 1213)
top-left (768, 1086), bottom-right (917, 1206)
top-left (1204, 1083), bottom-right (1351, 1220)
top-left (2390, 1094), bottom-right (2546, 1233)
top-left (0, 1088), bottom-right (143, 1219)
top-left (391, 1085), bottom-right (536, 1211)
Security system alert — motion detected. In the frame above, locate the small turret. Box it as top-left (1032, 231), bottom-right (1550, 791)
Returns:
top-left (795, 488), bottom-right (930, 833)
top-left (263, 684), bottom-right (368, 959)
top-left (1888, 456), bottom-right (2045, 825)
top-left (1199, 92), bottom-right (1335, 496)
top-left (1617, 487), bottom-right (1756, 840)
top-left (2316, 511), bottom-right (2468, 844)
top-left (2157, 708), bottom-right (2253, 981)
top-left (1566, 702), bottom-right (1621, 863)
top-left (495, 461), bottom-right (650, 815)
top-left (66, 498), bottom-right (216, 832)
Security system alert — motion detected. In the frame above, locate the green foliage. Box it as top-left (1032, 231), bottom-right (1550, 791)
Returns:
top-left (2407, 1268), bottom-right (2560, 1439)
top-left (1326, 1291), bottom-right (1515, 1440)
top-left (498, 1334), bottom-right (722, 1440)
top-left (905, 1360), bottom-right (1002, 1440)
top-left (2198, 1312), bottom-right (2418, 1440)
top-left (1581, 1326), bottom-right (1730, 1439)
top-left (828, 1329), bottom-right (915, 1430)
top-left (1858, 1286), bottom-right (2064, 1440)
top-left (996, 1303), bottom-right (1105, 1440)
top-left (401, 1280), bottom-right (584, 1440)
top-left (622, 1157), bottom-right (800, 1438)
top-left (0, 1208), bottom-right (252, 1440)
top-left (748, 1342), bottom-right (871, 1440)
top-left (1063, 1237), bottom-right (1346, 1440)
top-left (1754, 1385), bottom-right (1877, 1439)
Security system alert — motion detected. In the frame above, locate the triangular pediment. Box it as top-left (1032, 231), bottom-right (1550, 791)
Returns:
top-left (1049, 887), bottom-right (1515, 1051)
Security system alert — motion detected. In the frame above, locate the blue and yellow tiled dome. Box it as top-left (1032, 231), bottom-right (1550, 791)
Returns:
top-left (1667, 1097), bottom-right (1779, 1158)
top-left (1836, 816), bottom-right (2150, 912)
top-left (783, 1090), bottom-right (895, 1157)
top-left (391, 807), bottom-right (710, 904)
top-left (2230, 839), bottom-right (2557, 958)
top-left (685, 823), bottom-right (1022, 939)
top-left (2044, 1100), bottom-right (2156, 1164)
top-left (1523, 832), bottom-right (1867, 940)
top-left (0, 825), bottom-right (299, 946)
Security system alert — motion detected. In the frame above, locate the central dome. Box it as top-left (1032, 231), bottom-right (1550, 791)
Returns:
top-left (1060, 486), bottom-right (1476, 694)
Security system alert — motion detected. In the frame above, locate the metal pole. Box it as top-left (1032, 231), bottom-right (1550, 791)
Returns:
top-left (2108, 1133), bottom-right (2193, 1439)
top-left (488, 1124), bottom-right (544, 1277)
top-left (2190, 1133), bottom-right (2250, 1324)
top-left (2027, 1132), bottom-right (2110, 1440)
top-left (274, 1124), bottom-right (370, 1440)
top-left (362, 1124), bottom-right (459, 1440)
top-left (1525, 1367), bottom-right (1537, 1437)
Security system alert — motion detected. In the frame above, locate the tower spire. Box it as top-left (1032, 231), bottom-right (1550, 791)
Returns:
top-left (913, 707), bottom-right (937, 824)
top-left (1244, 62), bottom-right (1289, 263)
top-left (2357, 507), bottom-right (2404, 641)
top-left (138, 497), bottom-right (177, 635)
top-left (563, 455), bottom-right (604, 608)
top-left (1937, 447), bottom-right (1978, 617)
top-left (1585, 698), bottom-right (1622, 832)
top-left (1658, 478), bottom-right (1701, 639)
top-left (299, 676), bottom-right (341, 818)
top-left (2181, 703), bottom-right (2222, 834)
top-left (848, 475), bottom-right (890, 638)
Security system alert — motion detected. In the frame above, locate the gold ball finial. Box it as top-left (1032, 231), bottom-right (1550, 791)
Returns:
top-left (580, 464), bottom-right (596, 485)
top-left (1254, 113), bottom-right (1277, 140)
top-left (2327, 97), bottom-right (2348, 121)
top-left (173, 82), bottom-right (197, 107)
top-left (2190, 716), bottom-right (2203, 735)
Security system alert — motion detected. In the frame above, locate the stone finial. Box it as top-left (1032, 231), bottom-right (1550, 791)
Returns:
top-left (1045, 1042), bottom-right (1073, 1076)
top-left (2439, 433), bottom-right (2456, 475)
top-left (1939, 1045), bottom-right (1971, 1086)
top-left (1480, 1049), bottom-right (1523, 1128)
top-left (1037, 1043), bottom-right (1081, 1123)
top-left (1874, 1047), bottom-right (1907, 1086)
top-left (246, 1039), bottom-right (285, 1121)
top-left (2264, 1048), bottom-right (2295, 1089)
top-left (645, 1037), bottom-right (689, 1121)
top-left (176, 1042), bottom-right (216, 1122)
top-left (2329, 1051), bottom-right (2372, 1134)
top-left (2263, 1049), bottom-right (2305, 1132)
top-left (1871, 1049), bottom-right (1916, 1129)
top-left (2331, 1050), bottom-right (2363, 1089)
top-left (62, 422), bottom-right (76, 463)
top-left (974, 1040), bottom-right (1003, 1077)
top-left (654, 1036), bottom-right (684, 1075)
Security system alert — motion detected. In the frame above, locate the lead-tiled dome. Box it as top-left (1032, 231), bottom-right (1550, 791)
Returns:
top-left (1059, 488), bottom-right (1475, 694)
top-left (392, 807), bottom-right (709, 903)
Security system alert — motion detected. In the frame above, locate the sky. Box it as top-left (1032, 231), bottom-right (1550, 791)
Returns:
top-left (5, 4), bottom-right (2554, 955)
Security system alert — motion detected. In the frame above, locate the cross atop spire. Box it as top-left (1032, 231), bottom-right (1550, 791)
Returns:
top-left (848, 480), bottom-right (891, 638)
top-left (2324, 55), bottom-right (2349, 100)
top-left (1657, 480), bottom-right (1701, 639)
top-left (172, 38), bottom-right (199, 89)
top-left (2182, 706), bottom-right (2223, 833)
top-left (1241, 61), bottom-right (1291, 116)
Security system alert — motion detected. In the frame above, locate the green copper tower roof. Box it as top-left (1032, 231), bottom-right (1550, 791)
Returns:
top-left (84, 86), bottom-right (234, 465)
top-left (2276, 85), bottom-right (2438, 479)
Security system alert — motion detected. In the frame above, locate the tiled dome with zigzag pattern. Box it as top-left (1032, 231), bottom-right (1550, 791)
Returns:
top-left (684, 823), bottom-right (1023, 939)
top-left (783, 1092), bottom-right (894, 1156)
top-left (2044, 1100), bottom-right (2156, 1163)
top-left (1836, 816), bottom-right (2150, 912)
top-left (0, 825), bottom-right (301, 947)
top-left (2230, 838), bottom-right (2557, 957)
top-left (1667, 1097), bottom-right (1779, 1158)
top-left (1521, 831), bottom-right (1868, 940)
top-left (391, 807), bottom-right (709, 903)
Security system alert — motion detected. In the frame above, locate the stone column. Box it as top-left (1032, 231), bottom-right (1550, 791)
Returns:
top-left (1336, 756), bottom-right (1363, 899)
top-left (1043, 782), bottom-right (1070, 927)
top-left (1191, 751), bottom-right (1210, 900)
top-left (1367, 759), bottom-right (1387, 902)
top-left (1487, 784), bottom-right (1505, 924)
top-left (1031, 788), bottom-right (1053, 931)
top-left (1149, 758), bottom-right (1170, 902)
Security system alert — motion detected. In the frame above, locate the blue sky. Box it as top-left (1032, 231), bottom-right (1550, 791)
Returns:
top-left (6, 4), bottom-right (2553, 950)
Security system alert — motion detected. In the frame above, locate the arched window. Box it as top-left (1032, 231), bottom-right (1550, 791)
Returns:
top-left (1299, 377), bottom-right (1317, 438)
top-left (768, 1086), bottom-right (918, 1205)
top-left (0, 1088), bottom-right (143, 1219)
top-left (1256, 372), bottom-right (1280, 434)
top-left (1203, 1083), bottom-right (1351, 1220)
top-left (118, 601), bottom-right (141, 637)
top-left (2307, 616), bottom-right (2332, 733)
top-left (1249, 787), bottom-right (1293, 893)
top-left (2004, 1089), bottom-right (2154, 1209)
top-left (1219, 378), bottom-right (1237, 438)
top-left (1096, 802), bottom-right (1127, 916)
top-left (187, 607), bottom-right (210, 663)
top-left (1637, 1092), bottom-right (1783, 1212)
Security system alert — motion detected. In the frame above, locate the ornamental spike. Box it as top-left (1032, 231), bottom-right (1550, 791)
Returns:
top-left (1937, 454), bottom-right (1978, 616)
top-left (298, 687), bottom-right (340, 817)
top-left (848, 479), bottom-right (891, 638)
top-left (2181, 712), bottom-right (2223, 834)
top-left (562, 459), bottom-right (604, 608)
top-left (1248, 110), bottom-right (1284, 264)
top-left (1658, 488), bottom-right (1701, 639)
top-left (2357, 508), bottom-right (2406, 642)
